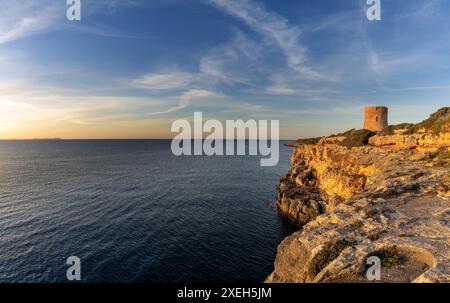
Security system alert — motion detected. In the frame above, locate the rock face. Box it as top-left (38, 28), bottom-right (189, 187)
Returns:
top-left (369, 132), bottom-right (450, 152)
top-left (268, 110), bottom-right (450, 283)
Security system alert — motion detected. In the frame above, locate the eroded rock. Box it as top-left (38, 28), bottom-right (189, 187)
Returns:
top-left (269, 138), bottom-right (449, 283)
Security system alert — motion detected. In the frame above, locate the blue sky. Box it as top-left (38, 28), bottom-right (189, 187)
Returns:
top-left (0, 0), bottom-right (449, 139)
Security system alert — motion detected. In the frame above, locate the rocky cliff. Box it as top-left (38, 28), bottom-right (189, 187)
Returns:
top-left (267, 108), bottom-right (450, 283)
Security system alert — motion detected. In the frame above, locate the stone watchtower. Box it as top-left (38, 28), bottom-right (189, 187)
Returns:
top-left (364, 106), bottom-right (388, 132)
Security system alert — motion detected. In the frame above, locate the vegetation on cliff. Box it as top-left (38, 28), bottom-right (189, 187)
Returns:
top-left (380, 107), bottom-right (450, 136)
top-left (334, 129), bottom-right (376, 148)
top-left (290, 129), bottom-right (376, 148)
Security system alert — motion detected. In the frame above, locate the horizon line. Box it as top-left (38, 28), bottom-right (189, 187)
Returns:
top-left (0, 138), bottom-right (296, 141)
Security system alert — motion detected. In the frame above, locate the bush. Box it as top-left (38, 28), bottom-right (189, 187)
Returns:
top-left (369, 246), bottom-right (402, 268)
top-left (307, 239), bottom-right (352, 278)
top-left (409, 107), bottom-right (449, 135)
top-left (378, 107), bottom-right (449, 136)
top-left (338, 129), bottom-right (376, 148)
top-left (378, 123), bottom-right (415, 136)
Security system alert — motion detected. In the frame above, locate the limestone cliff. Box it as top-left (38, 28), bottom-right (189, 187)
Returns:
top-left (267, 108), bottom-right (450, 283)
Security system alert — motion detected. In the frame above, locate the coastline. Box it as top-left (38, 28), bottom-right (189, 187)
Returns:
top-left (267, 108), bottom-right (450, 283)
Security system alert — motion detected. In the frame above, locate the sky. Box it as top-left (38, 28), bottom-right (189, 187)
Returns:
top-left (0, 0), bottom-right (449, 139)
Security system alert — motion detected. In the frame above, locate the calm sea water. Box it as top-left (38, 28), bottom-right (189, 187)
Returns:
top-left (0, 140), bottom-right (295, 283)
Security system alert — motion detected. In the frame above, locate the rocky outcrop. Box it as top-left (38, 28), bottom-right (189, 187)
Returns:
top-left (277, 144), bottom-right (370, 225)
top-left (268, 109), bottom-right (450, 283)
top-left (369, 132), bottom-right (450, 152)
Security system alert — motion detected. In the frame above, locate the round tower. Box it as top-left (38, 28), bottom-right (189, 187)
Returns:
top-left (364, 106), bottom-right (388, 132)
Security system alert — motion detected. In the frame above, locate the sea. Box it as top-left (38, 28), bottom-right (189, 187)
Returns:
top-left (0, 140), bottom-right (296, 282)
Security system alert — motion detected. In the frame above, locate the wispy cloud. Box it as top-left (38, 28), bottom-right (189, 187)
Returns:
top-left (208, 0), bottom-right (328, 81)
top-left (62, 22), bottom-right (133, 38)
top-left (0, 1), bottom-right (63, 44)
top-left (302, 11), bottom-right (359, 33)
top-left (146, 89), bottom-right (218, 116)
top-left (383, 84), bottom-right (450, 92)
top-left (396, 0), bottom-right (442, 20)
top-left (265, 86), bottom-right (297, 95)
top-left (0, 0), bottom-right (142, 45)
top-left (0, 80), bottom-right (222, 125)
top-left (132, 72), bottom-right (196, 90)
top-left (198, 31), bottom-right (263, 86)
top-left (0, 81), bottom-right (168, 127)
top-left (130, 31), bottom-right (263, 92)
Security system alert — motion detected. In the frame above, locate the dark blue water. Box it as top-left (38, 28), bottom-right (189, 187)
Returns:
top-left (0, 140), bottom-right (295, 282)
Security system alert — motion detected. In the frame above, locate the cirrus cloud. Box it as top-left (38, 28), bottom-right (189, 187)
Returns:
top-left (132, 72), bottom-right (196, 90)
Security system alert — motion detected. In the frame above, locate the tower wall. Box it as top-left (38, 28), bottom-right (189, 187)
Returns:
top-left (364, 106), bottom-right (388, 132)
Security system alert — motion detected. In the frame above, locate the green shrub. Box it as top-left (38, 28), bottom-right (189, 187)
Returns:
top-left (307, 239), bottom-right (352, 278)
top-left (378, 123), bottom-right (415, 136)
top-left (338, 129), bottom-right (376, 148)
top-left (410, 107), bottom-right (449, 135)
top-left (370, 246), bottom-right (402, 268)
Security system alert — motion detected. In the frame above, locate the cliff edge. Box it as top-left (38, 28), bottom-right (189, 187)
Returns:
top-left (267, 108), bottom-right (450, 283)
